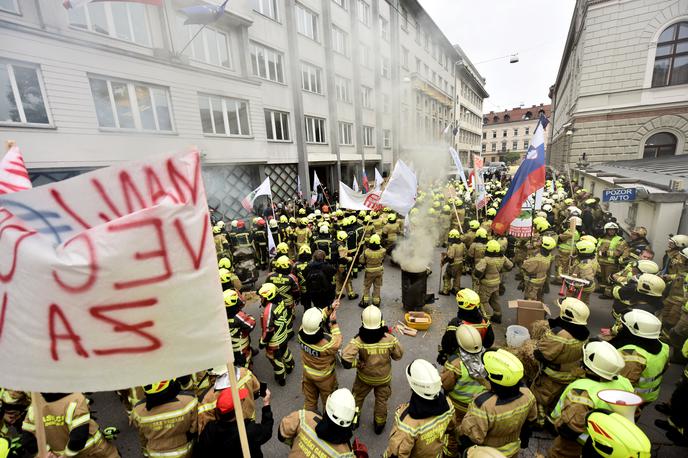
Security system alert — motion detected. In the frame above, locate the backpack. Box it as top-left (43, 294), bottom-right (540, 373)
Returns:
top-left (307, 267), bottom-right (330, 293)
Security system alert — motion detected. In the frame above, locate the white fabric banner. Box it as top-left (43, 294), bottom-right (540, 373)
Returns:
top-left (310, 171), bottom-right (321, 205)
top-left (338, 182), bottom-right (382, 211)
top-left (0, 151), bottom-right (230, 392)
top-left (0, 146), bottom-right (32, 195)
top-left (374, 168), bottom-right (383, 192)
top-left (379, 160), bottom-right (417, 216)
top-left (241, 177), bottom-right (271, 211)
top-left (448, 147), bottom-right (468, 190)
top-left (352, 176), bottom-right (359, 193)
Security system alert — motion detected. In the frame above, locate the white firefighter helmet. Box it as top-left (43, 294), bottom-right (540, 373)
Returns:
top-left (325, 388), bottom-right (357, 427)
top-left (456, 325), bottom-right (483, 354)
top-left (361, 305), bottom-right (383, 330)
top-left (558, 297), bottom-right (590, 325)
top-left (406, 359), bottom-right (442, 400)
top-left (582, 341), bottom-right (625, 380)
top-left (301, 308), bottom-right (324, 335)
top-left (636, 260), bottom-right (659, 274)
top-left (604, 222), bottom-right (619, 231)
top-left (636, 273), bottom-right (666, 297)
top-left (621, 309), bottom-right (662, 339)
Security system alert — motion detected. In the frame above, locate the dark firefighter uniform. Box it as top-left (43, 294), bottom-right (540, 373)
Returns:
top-left (252, 223), bottom-right (269, 270)
top-left (299, 321), bottom-right (343, 412)
top-left (278, 409), bottom-right (355, 457)
top-left (224, 289), bottom-right (256, 369)
top-left (260, 294), bottom-right (295, 385)
top-left (266, 265), bottom-right (301, 334)
top-left (196, 367), bottom-right (261, 433)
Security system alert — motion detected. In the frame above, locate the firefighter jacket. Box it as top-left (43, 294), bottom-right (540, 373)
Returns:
top-left (440, 317), bottom-right (494, 361)
top-left (197, 367), bottom-right (261, 432)
top-left (295, 261), bottom-right (309, 294)
top-left (372, 218), bottom-right (384, 235)
top-left (475, 256), bottom-right (513, 287)
top-left (23, 393), bottom-right (116, 457)
top-left (571, 258), bottom-right (599, 292)
top-left (360, 247), bottom-right (386, 272)
top-left (441, 357), bottom-right (488, 414)
top-left (228, 310), bottom-right (256, 354)
top-left (445, 243), bottom-right (465, 267)
top-left (537, 326), bottom-right (586, 384)
top-left (279, 409), bottom-right (355, 457)
top-left (597, 236), bottom-right (627, 265)
top-left (294, 227), bottom-right (312, 247)
top-left (550, 377), bottom-right (633, 441)
top-left (383, 221), bottom-right (402, 243)
top-left (467, 242), bottom-right (486, 265)
top-left (522, 253), bottom-right (552, 284)
top-left (298, 324), bottom-right (343, 381)
top-left (460, 387), bottom-right (537, 457)
top-left (252, 229), bottom-right (268, 247)
top-left (341, 333), bottom-right (403, 386)
top-left (337, 243), bottom-right (351, 267)
top-left (383, 399), bottom-right (455, 458)
top-left (130, 393), bottom-right (197, 458)
top-left (463, 231), bottom-right (477, 251)
top-left (266, 272), bottom-right (300, 308)
top-left (260, 299), bottom-right (290, 348)
top-left (234, 231), bottom-right (252, 248)
top-left (618, 343), bottom-right (670, 402)
top-left (557, 229), bottom-right (579, 253)
top-left (314, 236), bottom-right (336, 260)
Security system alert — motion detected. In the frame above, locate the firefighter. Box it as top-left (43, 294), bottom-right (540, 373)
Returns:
top-left (441, 229), bottom-right (466, 296)
top-left (359, 234), bottom-right (386, 308)
top-left (521, 236), bottom-right (555, 301)
top-left (475, 240), bottom-right (513, 324)
top-left (252, 218), bottom-right (269, 270)
top-left (468, 228), bottom-right (489, 290)
top-left (22, 392), bottom-right (120, 458)
top-left (582, 411), bottom-right (651, 458)
top-left (459, 349), bottom-right (537, 457)
top-left (661, 235), bottom-right (688, 329)
top-left (548, 341), bottom-right (634, 458)
top-left (278, 388), bottom-right (357, 456)
top-left (335, 231), bottom-right (358, 300)
top-left (571, 239), bottom-right (599, 304)
top-left (383, 359), bottom-right (455, 458)
top-left (452, 199), bottom-right (466, 231)
top-left (218, 258), bottom-right (242, 292)
top-left (266, 255), bottom-right (301, 335)
top-left (223, 289), bottom-right (255, 368)
top-left (258, 283), bottom-right (294, 386)
top-left (611, 273), bottom-right (666, 337)
top-left (596, 222), bottom-right (627, 289)
top-left (129, 380), bottom-right (196, 458)
top-left (441, 326), bottom-right (489, 456)
top-left (438, 289), bottom-right (495, 364)
top-left (298, 307), bottom-right (342, 412)
top-left (482, 208), bottom-right (497, 233)
top-left (605, 256), bottom-right (658, 298)
top-left (654, 337), bottom-right (688, 445)
top-left (440, 205), bottom-right (453, 246)
top-left (611, 309), bottom-right (670, 406)
top-left (213, 224), bottom-right (230, 259)
top-left (382, 213), bottom-right (401, 252)
top-left (555, 216), bottom-right (581, 280)
top-left (341, 306), bottom-right (404, 434)
top-left (314, 225), bottom-right (336, 262)
top-left (621, 227), bottom-right (650, 263)
top-left (294, 217), bottom-right (312, 251)
top-left (463, 220), bottom-right (480, 254)
top-left (668, 249), bottom-right (688, 349)
top-left (530, 297), bottom-right (590, 427)
top-left (294, 245), bottom-right (312, 310)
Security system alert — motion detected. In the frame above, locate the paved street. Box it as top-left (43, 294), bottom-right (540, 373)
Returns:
top-left (92, 246), bottom-right (687, 457)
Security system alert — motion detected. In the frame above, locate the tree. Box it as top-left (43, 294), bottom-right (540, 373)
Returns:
top-left (503, 151), bottom-right (521, 165)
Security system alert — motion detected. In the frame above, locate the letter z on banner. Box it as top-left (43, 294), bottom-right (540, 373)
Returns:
top-left (0, 151), bottom-right (230, 392)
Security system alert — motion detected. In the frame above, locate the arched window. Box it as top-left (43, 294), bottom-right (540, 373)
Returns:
top-left (652, 22), bottom-right (688, 87)
top-left (493, 116), bottom-right (499, 122)
top-left (524, 111), bottom-right (532, 120)
top-left (643, 132), bottom-right (677, 158)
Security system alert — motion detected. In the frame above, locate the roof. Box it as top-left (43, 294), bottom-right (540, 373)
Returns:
top-left (453, 44), bottom-right (489, 99)
top-left (483, 104), bottom-right (552, 126)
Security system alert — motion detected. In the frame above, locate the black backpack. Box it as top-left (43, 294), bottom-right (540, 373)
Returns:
top-left (307, 267), bottom-right (330, 293)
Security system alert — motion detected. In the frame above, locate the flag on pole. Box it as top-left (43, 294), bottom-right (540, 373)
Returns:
top-left (492, 113), bottom-right (549, 235)
top-left (179, 0), bottom-right (228, 25)
top-left (63, 0), bottom-right (162, 9)
top-left (310, 171), bottom-right (321, 205)
top-left (379, 160), bottom-right (417, 216)
top-left (362, 170), bottom-right (370, 193)
top-left (339, 182), bottom-right (381, 210)
top-left (297, 175), bottom-right (303, 199)
top-left (0, 145), bottom-right (32, 195)
top-left (352, 175), bottom-right (359, 193)
top-left (241, 177), bottom-right (271, 212)
top-left (448, 147), bottom-right (468, 189)
top-left (374, 168), bottom-right (383, 192)
top-left (473, 154), bottom-right (487, 209)
top-left (267, 224), bottom-right (276, 257)
top-left (442, 122), bottom-right (452, 136)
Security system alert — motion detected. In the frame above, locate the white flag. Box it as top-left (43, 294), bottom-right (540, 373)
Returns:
top-left (339, 182), bottom-right (382, 210)
top-left (241, 177), bottom-right (271, 212)
top-left (267, 223), bottom-right (276, 256)
top-left (448, 147), bottom-right (468, 190)
top-left (297, 175), bottom-right (303, 199)
top-left (352, 175), bottom-right (359, 193)
top-left (374, 168), bottom-right (383, 192)
top-left (0, 145), bottom-right (32, 195)
top-left (379, 160), bottom-right (417, 216)
top-left (310, 171), bottom-right (321, 205)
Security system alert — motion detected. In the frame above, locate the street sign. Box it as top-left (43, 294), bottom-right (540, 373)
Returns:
top-left (602, 187), bottom-right (637, 202)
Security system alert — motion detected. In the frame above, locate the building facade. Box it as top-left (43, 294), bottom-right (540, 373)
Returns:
top-left (481, 104), bottom-right (551, 163)
top-left (453, 44), bottom-right (487, 165)
top-left (0, 0), bottom-right (479, 217)
top-left (549, 0), bottom-right (688, 168)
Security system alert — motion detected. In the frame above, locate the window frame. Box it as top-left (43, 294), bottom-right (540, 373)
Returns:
top-left (332, 0), bottom-right (348, 11)
top-left (0, 60), bottom-right (52, 127)
top-left (305, 115), bottom-right (327, 144)
top-left (264, 109), bottom-right (291, 142)
top-left (643, 131), bottom-right (678, 158)
top-left (301, 62), bottom-right (324, 95)
top-left (0, 0), bottom-right (19, 14)
top-left (249, 41), bottom-right (286, 84)
top-left (338, 121), bottom-right (354, 145)
top-left (379, 15), bottom-right (389, 41)
top-left (361, 85), bottom-right (373, 110)
top-left (362, 125), bottom-right (374, 147)
top-left (383, 129), bottom-right (391, 148)
top-left (198, 94), bottom-right (251, 137)
top-left (184, 23), bottom-right (232, 69)
top-left (381, 56), bottom-right (390, 79)
top-left (331, 25), bottom-right (349, 57)
top-left (295, 3), bottom-right (319, 42)
top-left (334, 75), bottom-right (352, 103)
top-left (67, 1), bottom-right (152, 47)
top-left (252, 0), bottom-right (279, 22)
top-left (651, 21), bottom-right (688, 88)
top-left (357, 0), bottom-right (371, 27)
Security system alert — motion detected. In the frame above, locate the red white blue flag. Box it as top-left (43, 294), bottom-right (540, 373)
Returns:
top-left (492, 113), bottom-right (549, 235)
top-left (362, 170), bottom-right (370, 193)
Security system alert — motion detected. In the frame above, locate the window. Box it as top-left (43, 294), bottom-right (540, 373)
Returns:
top-left (513, 128), bottom-right (518, 136)
top-left (250, 41), bottom-right (285, 83)
top-left (415, 57), bottom-right (421, 73)
top-left (89, 76), bottom-right (172, 131)
top-left (383, 93), bottom-right (390, 113)
top-left (363, 126), bottom-right (374, 146)
top-left (383, 129), bottom-right (391, 148)
top-left (357, 0), bottom-right (370, 26)
top-left (335, 75), bottom-right (351, 103)
top-left (301, 62), bottom-right (323, 94)
top-left (424, 31), bottom-right (429, 50)
top-left (502, 129), bottom-right (507, 137)
top-left (333, 0), bottom-right (348, 10)
top-left (643, 132), bottom-right (677, 158)
top-left (295, 3), bottom-right (318, 41)
top-left (491, 142), bottom-right (496, 152)
top-left (0, 61), bottom-right (50, 126)
top-left (361, 86), bottom-right (373, 109)
top-left (482, 132), bottom-right (486, 139)
top-left (491, 130), bottom-right (496, 139)
top-left (264, 109), bottom-right (290, 141)
top-left (338, 121), bottom-right (353, 145)
top-left (523, 139), bottom-right (529, 150)
top-left (501, 141), bottom-right (507, 152)
top-left (401, 47), bottom-right (409, 68)
top-left (305, 116), bottom-right (326, 143)
top-left (360, 43), bottom-right (371, 67)
top-left (182, 23), bottom-right (231, 68)
top-left (198, 94), bottom-right (250, 136)
top-left (525, 126), bottom-right (530, 136)
top-left (400, 6), bottom-right (408, 31)
top-left (68, 2), bottom-right (150, 46)
top-left (0, 0), bottom-right (18, 13)
top-left (379, 16), bottom-right (389, 41)
top-left (252, 0), bottom-right (279, 20)
top-left (415, 22), bottom-right (421, 44)
top-left (512, 140), bottom-right (518, 150)
top-left (381, 56), bottom-right (390, 78)
top-left (331, 26), bottom-right (349, 56)
top-left (652, 22), bottom-right (688, 87)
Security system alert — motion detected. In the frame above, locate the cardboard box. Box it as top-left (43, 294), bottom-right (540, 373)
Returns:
top-left (508, 300), bottom-right (551, 331)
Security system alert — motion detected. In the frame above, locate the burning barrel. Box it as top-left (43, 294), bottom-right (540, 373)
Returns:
top-left (401, 269), bottom-right (428, 311)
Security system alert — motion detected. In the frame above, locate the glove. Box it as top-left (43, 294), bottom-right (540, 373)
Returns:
top-left (259, 340), bottom-right (266, 349)
top-left (436, 352), bottom-right (447, 365)
top-left (103, 426), bottom-right (120, 441)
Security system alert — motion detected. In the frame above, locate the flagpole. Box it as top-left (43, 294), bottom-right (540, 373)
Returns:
top-left (177, 23), bottom-right (208, 57)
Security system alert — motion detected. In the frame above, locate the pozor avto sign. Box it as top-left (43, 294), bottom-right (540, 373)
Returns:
top-left (602, 187), bottom-right (637, 202)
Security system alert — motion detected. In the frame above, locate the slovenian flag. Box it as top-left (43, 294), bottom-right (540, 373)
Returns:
top-left (492, 113), bottom-right (549, 235)
top-left (362, 170), bottom-right (370, 193)
top-left (179, 0), bottom-right (228, 25)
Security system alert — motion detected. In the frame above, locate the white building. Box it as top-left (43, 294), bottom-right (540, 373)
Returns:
top-left (0, 0), bottom-right (483, 217)
top-left (549, 0), bottom-right (688, 168)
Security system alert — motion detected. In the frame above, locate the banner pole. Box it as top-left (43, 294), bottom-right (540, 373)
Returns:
top-left (225, 361), bottom-right (252, 458)
top-left (336, 219), bottom-right (372, 303)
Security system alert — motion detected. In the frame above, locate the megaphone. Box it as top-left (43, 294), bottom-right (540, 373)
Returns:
top-left (597, 389), bottom-right (643, 422)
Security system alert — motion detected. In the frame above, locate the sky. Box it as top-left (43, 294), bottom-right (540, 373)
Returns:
top-left (418, 0), bottom-right (576, 113)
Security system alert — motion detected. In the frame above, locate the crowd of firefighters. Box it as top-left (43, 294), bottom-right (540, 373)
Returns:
top-left (1, 173), bottom-right (688, 458)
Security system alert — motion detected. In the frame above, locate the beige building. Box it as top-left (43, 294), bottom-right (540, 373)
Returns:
top-left (453, 45), bottom-right (488, 165)
top-left (481, 104), bottom-right (551, 163)
top-left (549, 0), bottom-right (688, 168)
top-left (0, 0), bottom-right (480, 217)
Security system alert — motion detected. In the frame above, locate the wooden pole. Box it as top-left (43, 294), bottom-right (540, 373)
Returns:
top-left (30, 392), bottom-right (48, 458)
top-left (226, 358), bottom-right (251, 457)
top-left (336, 220), bottom-right (373, 302)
